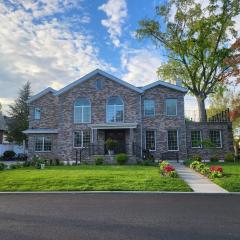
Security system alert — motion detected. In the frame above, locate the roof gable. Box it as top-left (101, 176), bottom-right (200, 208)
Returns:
top-left (27, 87), bottom-right (56, 104)
top-left (141, 80), bottom-right (188, 93)
top-left (54, 69), bottom-right (143, 96)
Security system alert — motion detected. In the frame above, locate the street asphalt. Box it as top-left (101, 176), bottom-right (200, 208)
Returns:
top-left (0, 193), bottom-right (239, 240)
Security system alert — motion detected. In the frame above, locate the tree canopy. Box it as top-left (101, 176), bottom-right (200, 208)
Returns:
top-left (136, 0), bottom-right (240, 121)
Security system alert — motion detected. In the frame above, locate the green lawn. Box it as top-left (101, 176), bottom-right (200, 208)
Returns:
top-left (206, 162), bottom-right (240, 192)
top-left (0, 165), bottom-right (191, 192)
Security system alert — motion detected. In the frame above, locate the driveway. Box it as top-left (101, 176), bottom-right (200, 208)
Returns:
top-left (0, 193), bottom-right (239, 240)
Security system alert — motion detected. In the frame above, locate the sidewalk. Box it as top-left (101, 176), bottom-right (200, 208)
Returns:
top-left (172, 163), bottom-right (228, 193)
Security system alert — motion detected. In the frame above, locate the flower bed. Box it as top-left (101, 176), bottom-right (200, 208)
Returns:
top-left (190, 161), bottom-right (223, 178)
top-left (159, 161), bottom-right (177, 177)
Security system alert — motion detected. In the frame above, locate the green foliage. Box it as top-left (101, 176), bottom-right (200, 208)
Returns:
top-left (10, 163), bottom-right (22, 169)
top-left (136, 0), bottom-right (240, 121)
top-left (0, 162), bottom-right (6, 171)
top-left (3, 150), bottom-right (16, 160)
top-left (224, 152), bottom-right (235, 162)
top-left (115, 153), bottom-right (128, 165)
top-left (94, 156), bottom-right (104, 165)
top-left (210, 155), bottom-right (219, 162)
top-left (190, 161), bottom-right (201, 170)
top-left (105, 138), bottom-right (118, 150)
top-left (6, 82), bottom-right (31, 143)
top-left (191, 154), bottom-right (202, 162)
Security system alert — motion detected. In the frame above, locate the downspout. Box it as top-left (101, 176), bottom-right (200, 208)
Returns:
top-left (140, 94), bottom-right (143, 158)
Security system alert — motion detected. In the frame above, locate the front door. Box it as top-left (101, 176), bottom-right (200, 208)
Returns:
top-left (105, 129), bottom-right (126, 154)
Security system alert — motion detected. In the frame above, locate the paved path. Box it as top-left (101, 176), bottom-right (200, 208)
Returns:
top-left (0, 193), bottom-right (240, 240)
top-left (172, 163), bottom-right (228, 193)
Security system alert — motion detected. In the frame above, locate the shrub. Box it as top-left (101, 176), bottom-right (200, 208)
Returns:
top-left (10, 163), bottom-right (22, 169)
top-left (210, 155), bottom-right (219, 162)
top-left (23, 161), bottom-right (31, 167)
top-left (0, 162), bottom-right (6, 170)
top-left (209, 166), bottom-right (223, 178)
top-left (190, 161), bottom-right (200, 170)
top-left (224, 152), bottom-right (235, 162)
top-left (195, 163), bottom-right (205, 172)
top-left (200, 166), bottom-right (210, 176)
top-left (115, 153), bottom-right (128, 165)
top-left (192, 154), bottom-right (202, 162)
top-left (3, 150), bottom-right (16, 160)
top-left (94, 156), bottom-right (104, 165)
top-left (159, 161), bottom-right (177, 177)
top-left (105, 138), bottom-right (118, 151)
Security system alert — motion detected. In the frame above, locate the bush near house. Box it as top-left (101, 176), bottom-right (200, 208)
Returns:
top-left (3, 150), bottom-right (16, 160)
top-left (159, 161), bottom-right (178, 178)
top-left (94, 156), bottom-right (104, 165)
top-left (210, 155), bottom-right (219, 162)
top-left (224, 152), bottom-right (235, 162)
top-left (115, 153), bottom-right (128, 165)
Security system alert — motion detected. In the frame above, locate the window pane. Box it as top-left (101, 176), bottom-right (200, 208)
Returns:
top-left (96, 79), bottom-right (102, 90)
top-left (144, 100), bottom-right (155, 116)
top-left (107, 105), bottom-right (115, 122)
top-left (166, 99), bottom-right (177, 116)
top-left (83, 131), bottom-right (90, 147)
top-left (168, 130), bottom-right (178, 151)
top-left (75, 98), bottom-right (90, 107)
top-left (82, 106), bottom-right (91, 123)
top-left (34, 108), bottom-right (41, 120)
top-left (74, 132), bottom-right (82, 148)
top-left (74, 107), bottom-right (82, 123)
top-left (191, 131), bottom-right (202, 148)
top-left (146, 130), bottom-right (156, 150)
top-left (44, 137), bottom-right (52, 151)
top-left (107, 96), bottom-right (124, 123)
top-left (115, 105), bottom-right (124, 122)
top-left (209, 130), bottom-right (221, 148)
top-left (35, 136), bottom-right (43, 151)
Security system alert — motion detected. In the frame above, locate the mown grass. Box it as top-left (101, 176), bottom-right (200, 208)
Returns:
top-left (0, 165), bottom-right (191, 192)
top-left (205, 162), bottom-right (240, 192)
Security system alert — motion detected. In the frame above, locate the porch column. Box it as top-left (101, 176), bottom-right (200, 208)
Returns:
top-left (129, 128), bottom-right (134, 155)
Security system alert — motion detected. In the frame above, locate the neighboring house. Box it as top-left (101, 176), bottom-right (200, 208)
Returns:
top-left (0, 113), bottom-right (7, 144)
top-left (23, 69), bottom-right (234, 162)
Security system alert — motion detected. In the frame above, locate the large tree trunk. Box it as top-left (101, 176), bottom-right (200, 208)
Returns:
top-left (196, 96), bottom-right (207, 122)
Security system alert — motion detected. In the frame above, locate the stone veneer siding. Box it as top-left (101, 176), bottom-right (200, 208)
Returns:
top-left (186, 121), bottom-right (234, 160)
top-left (141, 86), bottom-right (187, 160)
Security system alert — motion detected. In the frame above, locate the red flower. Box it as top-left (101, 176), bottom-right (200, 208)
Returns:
top-left (210, 166), bottom-right (223, 172)
top-left (163, 165), bottom-right (175, 172)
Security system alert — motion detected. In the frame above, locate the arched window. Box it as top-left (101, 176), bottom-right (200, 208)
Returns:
top-left (107, 96), bottom-right (124, 123)
top-left (74, 97), bottom-right (91, 123)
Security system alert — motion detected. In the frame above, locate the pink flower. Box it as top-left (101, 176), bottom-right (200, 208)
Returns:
top-left (163, 165), bottom-right (175, 172)
top-left (210, 166), bottom-right (223, 172)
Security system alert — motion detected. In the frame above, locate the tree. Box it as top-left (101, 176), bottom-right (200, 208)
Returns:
top-left (6, 82), bottom-right (31, 144)
top-left (136, 0), bottom-right (240, 121)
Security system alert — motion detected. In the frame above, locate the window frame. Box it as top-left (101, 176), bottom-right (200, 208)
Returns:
top-left (167, 130), bottom-right (179, 151)
top-left (73, 130), bottom-right (91, 149)
top-left (191, 130), bottom-right (202, 148)
top-left (106, 96), bottom-right (124, 123)
top-left (74, 98), bottom-right (91, 124)
top-left (34, 108), bottom-right (41, 120)
top-left (34, 136), bottom-right (52, 152)
top-left (209, 130), bottom-right (222, 148)
top-left (96, 79), bottom-right (102, 90)
top-left (143, 99), bottom-right (155, 117)
top-left (145, 129), bottom-right (156, 151)
top-left (165, 98), bottom-right (177, 116)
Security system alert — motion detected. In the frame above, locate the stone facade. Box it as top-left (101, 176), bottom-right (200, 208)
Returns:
top-left (25, 70), bottom-right (234, 163)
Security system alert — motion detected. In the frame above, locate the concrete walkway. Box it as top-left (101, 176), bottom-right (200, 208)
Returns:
top-left (172, 163), bottom-right (228, 193)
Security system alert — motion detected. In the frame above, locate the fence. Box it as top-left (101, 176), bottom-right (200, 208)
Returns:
top-left (0, 144), bottom-right (24, 156)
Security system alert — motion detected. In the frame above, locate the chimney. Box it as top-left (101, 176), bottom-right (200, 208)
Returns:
top-left (176, 79), bottom-right (182, 87)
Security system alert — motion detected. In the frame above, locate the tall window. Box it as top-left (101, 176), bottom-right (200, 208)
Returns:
top-left (168, 130), bottom-right (178, 151)
top-left (107, 96), bottom-right (124, 122)
top-left (35, 136), bottom-right (52, 152)
top-left (144, 100), bottom-right (155, 116)
top-left (96, 79), bottom-right (102, 90)
top-left (74, 131), bottom-right (90, 148)
top-left (146, 130), bottom-right (156, 151)
top-left (34, 108), bottom-right (41, 120)
top-left (74, 98), bottom-right (91, 123)
top-left (166, 99), bottom-right (177, 116)
top-left (209, 130), bottom-right (222, 148)
top-left (191, 130), bottom-right (202, 148)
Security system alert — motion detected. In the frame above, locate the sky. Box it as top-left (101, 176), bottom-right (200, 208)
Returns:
top-left (0, 0), bottom-right (239, 119)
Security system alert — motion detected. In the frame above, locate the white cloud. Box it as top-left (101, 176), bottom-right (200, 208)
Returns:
top-left (0, 1), bottom-right (113, 114)
top-left (98, 0), bottom-right (127, 47)
top-left (121, 48), bottom-right (162, 86)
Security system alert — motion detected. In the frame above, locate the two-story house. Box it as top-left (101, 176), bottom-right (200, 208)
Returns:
top-left (23, 69), bottom-right (234, 163)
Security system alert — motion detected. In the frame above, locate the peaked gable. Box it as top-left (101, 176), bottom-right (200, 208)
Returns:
top-left (55, 69), bottom-right (143, 96)
top-left (27, 87), bottom-right (56, 103)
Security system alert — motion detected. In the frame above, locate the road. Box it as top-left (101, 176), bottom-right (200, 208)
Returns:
top-left (0, 193), bottom-right (239, 240)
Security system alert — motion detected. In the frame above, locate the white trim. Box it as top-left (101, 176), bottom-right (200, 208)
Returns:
top-left (142, 80), bottom-right (188, 93)
top-left (145, 129), bottom-right (156, 151)
top-left (34, 136), bottom-right (52, 152)
top-left (106, 96), bottom-right (124, 123)
top-left (89, 123), bottom-right (137, 129)
top-left (191, 130), bottom-right (202, 149)
top-left (34, 108), bottom-right (41, 120)
top-left (167, 129), bottom-right (179, 151)
top-left (143, 99), bottom-right (155, 117)
top-left (55, 69), bottom-right (143, 96)
top-left (27, 87), bottom-right (56, 103)
top-left (209, 129), bottom-right (223, 148)
top-left (73, 130), bottom-right (91, 148)
top-left (23, 129), bottom-right (58, 134)
top-left (165, 98), bottom-right (178, 116)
